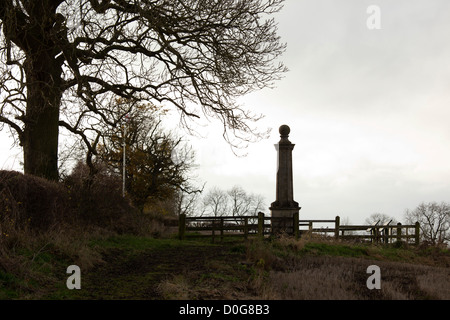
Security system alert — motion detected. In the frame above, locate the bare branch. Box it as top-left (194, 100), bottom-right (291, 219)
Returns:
top-left (1, 0), bottom-right (287, 179)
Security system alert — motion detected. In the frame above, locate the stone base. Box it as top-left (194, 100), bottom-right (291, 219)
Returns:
top-left (270, 208), bottom-right (300, 235)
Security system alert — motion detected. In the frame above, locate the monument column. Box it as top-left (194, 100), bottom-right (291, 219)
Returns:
top-left (270, 125), bottom-right (300, 235)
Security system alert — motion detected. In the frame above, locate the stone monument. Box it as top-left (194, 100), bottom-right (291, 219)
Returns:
top-left (270, 125), bottom-right (300, 234)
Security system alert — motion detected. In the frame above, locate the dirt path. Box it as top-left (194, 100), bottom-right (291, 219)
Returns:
top-left (68, 243), bottom-right (254, 300)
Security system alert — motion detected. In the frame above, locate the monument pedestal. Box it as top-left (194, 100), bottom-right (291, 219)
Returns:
top-left (270, 207), bottom-right (300, 235)
top-left (270, 125), bottom-right (300, 235)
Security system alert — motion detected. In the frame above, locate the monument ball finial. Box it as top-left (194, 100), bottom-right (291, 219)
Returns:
top-left (279, 124), bottom-right (290, 137)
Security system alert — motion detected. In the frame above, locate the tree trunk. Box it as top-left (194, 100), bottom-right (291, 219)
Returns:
top-left (22, 50), bottom-right (62, 181)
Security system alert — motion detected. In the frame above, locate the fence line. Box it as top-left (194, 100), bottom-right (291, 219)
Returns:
top-left (178, 213), bottom-right (420, 245)
top-left (179, 213), bottom-right (268, 242)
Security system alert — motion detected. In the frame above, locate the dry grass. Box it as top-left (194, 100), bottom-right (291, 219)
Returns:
top-left (247, 237), bottom-right (450, 300)
top-left (266, 262), bottom-right (447, 300)
top-left (238, 234), bottom-right (450, 300)
top-left (0, 220), bottom-right (111, 298)
top-left (264, 259), bottom-right (360, 300)
top-left (416, 270), bottom-right (450, 299)
top-left (157, 275), bottom-right (192, 300)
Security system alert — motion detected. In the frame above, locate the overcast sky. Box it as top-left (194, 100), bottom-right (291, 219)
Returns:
top-left (1, 0), bottom-right (450, 224)
top-left (182, 0), bottom-right (450, 224)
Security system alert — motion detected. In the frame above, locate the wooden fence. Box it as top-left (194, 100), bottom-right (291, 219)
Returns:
top-left (178, 213), bottom-right (267, 242)
top-left (178, 213), bottom-right (420, 245)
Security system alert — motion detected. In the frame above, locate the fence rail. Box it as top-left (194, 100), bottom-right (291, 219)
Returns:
top-left (178, 213), bottom-right (420, 245)
top-left (179, 213), bottom-right (267, 242)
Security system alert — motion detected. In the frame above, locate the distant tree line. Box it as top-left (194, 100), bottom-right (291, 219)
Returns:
top-left (201, 185), bottom-right (266, 217)
top-left (173, 185), bottom-right (266, 218)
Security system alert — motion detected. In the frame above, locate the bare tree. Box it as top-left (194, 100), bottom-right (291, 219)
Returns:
top-left (202, 186), bottom-right (229, 217)
top-left (201, 185), bottom-right (266, 217)
top-left (228, 185), bottom-right (251, 217)
top-left (228, 185), bottom-right (266, 216)
top-left (365, 212), bottom-right (397, 226)
top-left (173, 187), bottom-right (203, 217)
top-left (405, 202), bottom-right (450, 245)
top-left (0, 0), bottom-right (287, 180)
top-left (249, 193), bottom-right (266, 215)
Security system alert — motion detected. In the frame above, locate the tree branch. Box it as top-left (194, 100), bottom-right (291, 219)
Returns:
top-left (0, 115), bottom-right (23, 143)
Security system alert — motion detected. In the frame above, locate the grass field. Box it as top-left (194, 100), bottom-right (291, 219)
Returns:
top-left (1, 227), bottom-right (449, 300)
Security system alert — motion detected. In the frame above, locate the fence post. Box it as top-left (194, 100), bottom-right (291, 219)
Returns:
top-left (179, 214), bottom-right (186, 240)
top-left (244, 217), bottom-right (249, 240)
top-left (212, 219), bottom-right (216, 243)
top-left (415, 222), bottom-right (420, 245)
top-left (308, 221), bottom-right (313, 240)
top-left (335, 216), bottom-right (340, 241)
top-left (375, 227), bottom-right (380, 244)
top-left (383, 227), bottom-right (389, 244)
top-left (396, 222), bottom-right (402, 243)
top-left (258, 212), bottom-right (264, 239)
top-left (220, 218), bottom-right (224, 242)
top-left (293, 211), bottom-right (299, 239)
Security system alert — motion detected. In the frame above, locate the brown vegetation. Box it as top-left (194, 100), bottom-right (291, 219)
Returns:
top-left (1, 170), bottom-right (449, 300)
top-left (0, 170), bottom-right (70, 230)
top-left (263, 256), bottom-right (449, 300)
top-left (0, 169), bottom-right (174, 298)
top-left (245, 236), bottom-right (450, 300)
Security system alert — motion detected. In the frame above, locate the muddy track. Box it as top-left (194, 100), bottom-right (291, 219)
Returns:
top-left (71, 244), bottom-right (249, 300)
